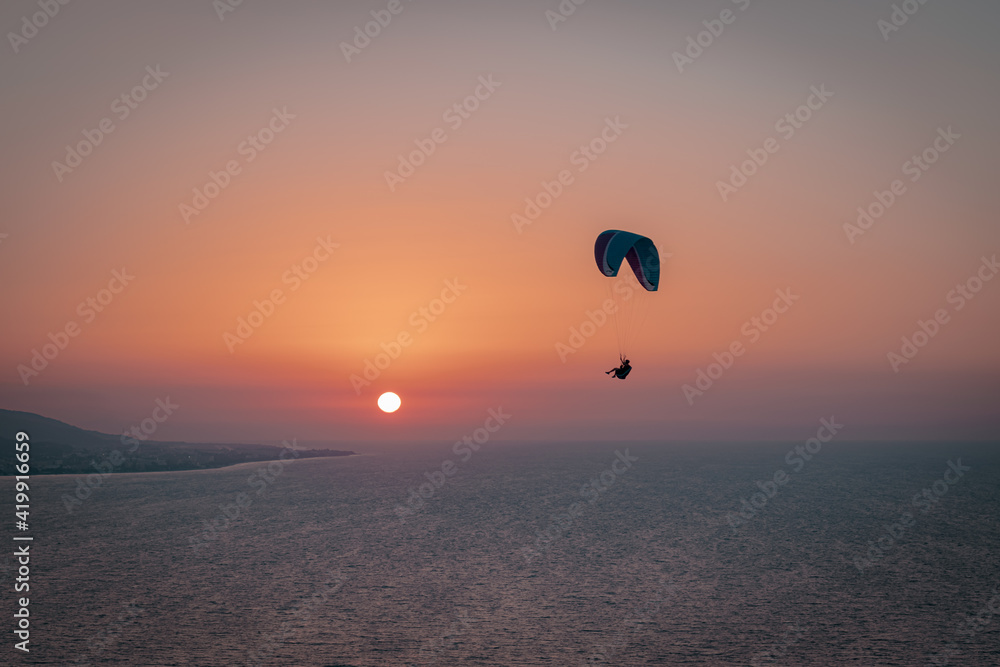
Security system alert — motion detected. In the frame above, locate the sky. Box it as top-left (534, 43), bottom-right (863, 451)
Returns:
top-left (1, 0), bottom-right (998, 444)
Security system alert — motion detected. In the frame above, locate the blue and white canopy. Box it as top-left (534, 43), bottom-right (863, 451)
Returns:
top-left (594, 230), bottom-right (659, 291)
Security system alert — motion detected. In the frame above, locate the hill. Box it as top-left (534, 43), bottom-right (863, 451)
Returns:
top-left (0, 409), bottom-right (355, 475)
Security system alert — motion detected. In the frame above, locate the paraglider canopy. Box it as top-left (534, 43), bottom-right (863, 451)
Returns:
top-left (594, 230), bottom-right (661, 359)
top-left (594, 230), bottom-right (659, 291)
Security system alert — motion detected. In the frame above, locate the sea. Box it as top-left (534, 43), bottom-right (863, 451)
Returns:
top-left (10, 441), bottom-right (1000, 666)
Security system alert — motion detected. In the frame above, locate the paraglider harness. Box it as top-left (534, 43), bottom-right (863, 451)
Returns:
top-left (607, 355), bottom-right (632, 379)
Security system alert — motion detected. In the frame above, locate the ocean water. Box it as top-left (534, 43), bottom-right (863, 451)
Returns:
top-left (11, 441), bottom-right (1000, 666)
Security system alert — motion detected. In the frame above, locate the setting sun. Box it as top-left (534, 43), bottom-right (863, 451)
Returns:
top-left (377, 392), bottom-right (401, 413)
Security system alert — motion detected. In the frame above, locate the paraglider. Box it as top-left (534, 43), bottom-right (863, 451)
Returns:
top-left (606, 357), bottom-right (632, 379)
top-left (594, 230), bottom-right (660, 378)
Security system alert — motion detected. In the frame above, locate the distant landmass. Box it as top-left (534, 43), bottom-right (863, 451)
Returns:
top-left (0, 409), bottom-right (355, 476)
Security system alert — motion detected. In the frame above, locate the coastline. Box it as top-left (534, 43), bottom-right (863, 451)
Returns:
top-left (1, 448), bottom-right (359, 478)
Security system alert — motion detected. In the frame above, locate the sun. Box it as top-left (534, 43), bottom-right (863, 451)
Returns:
top-left (377, 392), bottom-right (401, 413)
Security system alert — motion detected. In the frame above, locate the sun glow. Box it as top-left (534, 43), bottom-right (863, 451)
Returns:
top-left (377, 392), bottom-right (401, 413)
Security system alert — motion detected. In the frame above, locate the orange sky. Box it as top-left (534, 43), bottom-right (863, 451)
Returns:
top-left (2, 1), bottom-right (998, 443)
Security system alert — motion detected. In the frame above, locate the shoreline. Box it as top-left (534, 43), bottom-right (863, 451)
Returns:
top-left (2, 450), bottom-right (359, 478)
